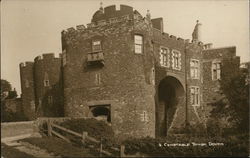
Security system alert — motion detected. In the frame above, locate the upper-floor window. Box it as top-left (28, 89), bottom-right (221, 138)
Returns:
top-left (212, 61), bottom-right (221, 80)
top-left (134, 35), bottom-right (143, 54)
top-left (160, 47), bottom-right (170, 67)
top-left (190, 86), bottom-right (200, 106)
top-left (44, 80), bottom-right (50, 87)
top-left (95, 73), bottom-right (101, 85)
top-left (190, 59), bottom-right (200, 79)
top-left (140, 111), bottom-right (149, 122)
top-left (92, 40), bottom-right (102, 52)
top-left (172, 50), bottom-right (181, 70)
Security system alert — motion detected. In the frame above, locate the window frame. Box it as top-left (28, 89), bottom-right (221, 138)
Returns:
top-left (172, 49), bottom-right (181, 70)
top-left (212, 60), bottom-right (221, 80)
top-left (190, 59), bottom-right (200, 79)
top-left (190, 86), bottom-right (200, 106)
top-left (134, 34), bottom-right (143, 54)
top-left (92, 40), bottom-right (102, 53)
top-left (159, 47), bottom-right (170, 67)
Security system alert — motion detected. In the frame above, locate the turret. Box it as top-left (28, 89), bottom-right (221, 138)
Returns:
top-left (192, 20), bottom-right (202, 42)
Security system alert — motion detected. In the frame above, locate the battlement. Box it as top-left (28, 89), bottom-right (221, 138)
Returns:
top-left (20, 61), bottom-right (34, 67)
top-left (92, 4), bottom-right (133, 23)
top-left (34, 53), bottom-right (61, 62)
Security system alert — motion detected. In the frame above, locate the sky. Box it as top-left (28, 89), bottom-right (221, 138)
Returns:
top-left (1, 0), bottom-right (249, 95)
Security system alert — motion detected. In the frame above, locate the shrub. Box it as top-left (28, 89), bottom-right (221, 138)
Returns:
top-left (53, 118), bottom-right (118, 148)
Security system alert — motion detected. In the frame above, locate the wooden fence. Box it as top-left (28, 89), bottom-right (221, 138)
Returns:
top-left (47, 120), bottom-right (125, 157)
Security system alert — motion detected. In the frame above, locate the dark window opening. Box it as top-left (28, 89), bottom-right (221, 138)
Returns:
top-left (90, 105), bottom-right (111, 123)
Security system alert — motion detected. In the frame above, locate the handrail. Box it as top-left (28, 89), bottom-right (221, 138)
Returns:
top-left (47, 120), bottom-right (126, 157)
top-left (51, 123), bottom-right (82, 137)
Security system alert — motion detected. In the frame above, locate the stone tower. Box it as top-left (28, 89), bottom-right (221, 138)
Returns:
top-left (62, 5), bottom-right (155, 138)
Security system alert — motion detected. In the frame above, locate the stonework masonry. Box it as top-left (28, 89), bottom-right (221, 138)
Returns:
top-left (20, 4), bottom-right (240, 139)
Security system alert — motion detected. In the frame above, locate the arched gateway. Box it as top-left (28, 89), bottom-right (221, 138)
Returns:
top-left (156, 76), bottom-right (185, 137)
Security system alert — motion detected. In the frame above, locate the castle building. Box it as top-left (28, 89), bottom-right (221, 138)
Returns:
top-left (20, 4), bottom-right (240, 138)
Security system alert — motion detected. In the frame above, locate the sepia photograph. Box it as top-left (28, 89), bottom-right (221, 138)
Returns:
top-left (1, 0), bottom-right (249, 157)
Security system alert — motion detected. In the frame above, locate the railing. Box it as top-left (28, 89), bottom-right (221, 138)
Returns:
top-left (47, 120), bottom-right (125, 157)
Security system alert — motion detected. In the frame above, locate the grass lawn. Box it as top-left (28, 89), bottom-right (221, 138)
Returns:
top-left (20, 137), bottom-right (95, 157)
top-left (1, 143), bottom-right (36, 158)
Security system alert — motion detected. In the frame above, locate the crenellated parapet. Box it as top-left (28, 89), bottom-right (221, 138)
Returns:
top-left (20, 61), bottom-right (34, 68)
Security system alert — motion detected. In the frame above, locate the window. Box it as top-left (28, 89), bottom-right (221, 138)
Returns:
top-left (25, 80), bottom-right (29, 88)
top-left (48, 96), bottom-right (53, 104)
top-left (190, 59), bottom-right (200, 79)
top-left (134, 35), bottom-right (143, 54)
top-left (92, 40), bottom-right (102, 52)
top-left (212, 61), bottom-right (221, 80)
top-left (172, 50), bottom-right (181, 70)
top-left (190, 86), bottom-right (200, 106)
top-left (95, 73), bottom-right (101, 85)
top-left (160, 47), bottom-right (170, 67)
top-left (44, 80), bottom-right (50, 87)
top-left (141, 111), bottom-right (148, 122)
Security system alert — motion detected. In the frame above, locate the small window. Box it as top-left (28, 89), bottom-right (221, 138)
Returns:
top-left (141, 111), bottom-right (148, 122)
top-left (134, 35), bottom-right (143, 54)
top-left (212, 61), bottom-right (221, 80)
top-left (190, 59), bottom-right (200, 79)
top-left (44, 80), bottom-right (50, 87)
top-left (190, 86), bottom-right (200, 106)
top-left (172, 50), bottom-right (181, 70)
top-left (48, 96), bottom-right (53, 104)
top-left (160, 47), bottom-right (170, 67)
top-left (95, 73), bottom-right (101, 85)
top-left (92, 40), bottom-right (102, 52)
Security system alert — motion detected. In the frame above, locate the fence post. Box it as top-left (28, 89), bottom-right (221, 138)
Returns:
top-left (47, 120), bottom-right (52, 136)
top-left (99, 137), bottom-right (103, 157)
top-left (81, 132), bottom-right (88, 144)
top-left (120, 145), bottom-right (125, 157)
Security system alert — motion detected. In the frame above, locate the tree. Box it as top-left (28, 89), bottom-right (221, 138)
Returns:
top-left (1, 79), bottom-right (12, 93)
top-left (210, 57), bottom-right (249, 132)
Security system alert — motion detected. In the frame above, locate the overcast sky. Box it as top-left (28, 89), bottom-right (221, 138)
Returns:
top-left (1, 0), bottom-right (249, 95)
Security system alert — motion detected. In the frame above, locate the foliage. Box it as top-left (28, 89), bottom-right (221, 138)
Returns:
top-left (1, 79), bottom-right (12, 93)
top-left (1, 110), bottom-right (29, 122)
top-left (210, 58), bottom-right (249, 132)
top-left (52, 118), bottom-right (118, 148)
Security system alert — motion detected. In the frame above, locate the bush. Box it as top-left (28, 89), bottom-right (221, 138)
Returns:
top-left (53, 118), bottom-right (118, 148)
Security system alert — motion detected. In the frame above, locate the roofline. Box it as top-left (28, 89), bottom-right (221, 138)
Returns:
top-left (203, 46), bottom-right (236, 51)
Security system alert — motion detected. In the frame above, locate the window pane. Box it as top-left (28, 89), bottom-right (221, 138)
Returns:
top-left (135, 35), bottom-right (142, 44)
top-left (135, 45), bottom-right (142, 53)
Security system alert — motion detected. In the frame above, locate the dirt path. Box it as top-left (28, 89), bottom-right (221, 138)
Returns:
top-left (1, 135), bottom-right (60, 158)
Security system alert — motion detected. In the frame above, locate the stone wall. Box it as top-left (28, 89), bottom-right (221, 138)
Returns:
top-left (62, 10), bottom-right (155, 139)
top-left (34, 53), bottom-right (64, 117)
top-left (20, 62), bottom-right (36, 120)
